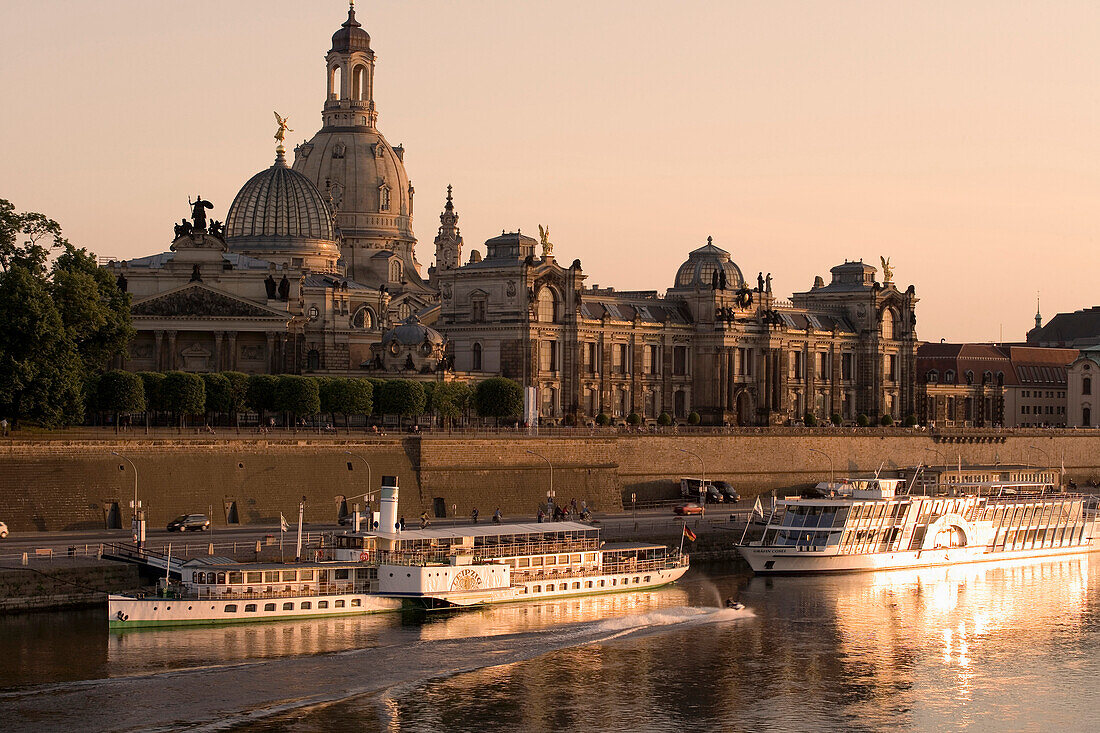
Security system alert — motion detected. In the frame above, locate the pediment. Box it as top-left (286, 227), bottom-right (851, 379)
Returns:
top-left (132, 283), bottom-right (289, 320)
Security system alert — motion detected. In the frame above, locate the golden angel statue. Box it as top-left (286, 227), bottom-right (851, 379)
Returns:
top-left (273, 111), bottom-right (293, 143)
top-left (880, 256), bottom-right (893, 283)
top-left (538, 224), bottom-right (553, 258)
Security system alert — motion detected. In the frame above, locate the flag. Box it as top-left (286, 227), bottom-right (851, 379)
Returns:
top-left (280, 513), bottom-right (289, 533)
top-left (683, 525), bottom-right (697, 542)
top-left (752, 497), bottom-right (764, 518)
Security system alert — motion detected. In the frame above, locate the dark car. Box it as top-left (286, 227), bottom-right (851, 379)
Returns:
top-left (714, 481), bottom-right (740, 502)
top-left (167, 514), bottom-right (210, 532)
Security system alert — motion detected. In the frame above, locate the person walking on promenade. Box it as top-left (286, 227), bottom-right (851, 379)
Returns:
top-left (471, 507), bottom-right (479, 524)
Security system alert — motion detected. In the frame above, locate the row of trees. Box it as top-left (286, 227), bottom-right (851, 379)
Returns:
top-left (0, 199), bottom-right (134, 427)
top-left (91, 371), bottom-right (525, 428)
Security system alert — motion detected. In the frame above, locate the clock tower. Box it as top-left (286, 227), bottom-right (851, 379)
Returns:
top-left (431, 185), bottom-right (463, 282)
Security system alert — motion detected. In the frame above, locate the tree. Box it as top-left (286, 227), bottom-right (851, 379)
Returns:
top-left (431, 382), bottom-right (470, 429)
top-left (473, 378), bottom-right (523, 423)
top-left (161, 371), bottom-right (205, 427)
top-left (627, 411), bottom-right (642, 426)
top-left (657, 412), bottom-right (673, 426)
top-left (95, 370), bottom-right (145, 432)
top-left (0, 198), bottom-right (67, 275)
top-left (856, 413), bottom-right (869, 427)
top-left (380, 379), bottom-right (426, 422)
top-left (137, 371), bottom-right (165, 430)
top-left (803, 412), bottom-right (817, 427)
top-left (687, 411), bottom-right (701, 425)
top-left (202, 372), bottom-right (232, 424)
top-left (317, 377), bottom-right (343, 426)
top-left (343, 378), bottom-right (373, 428)
top-left (222, 371), bottom-right (250, 431)
top-left (596, 412), bottom-right (610, 427)
top-left (367, 378), bottom-right (386, 416)
top-left (0, 265), bottom-right (84, 427)
top-left (274, 375), bottom-right (320, 424)
top-left (830, 412), bottom-right (842, 426)
top-left (880, 413), bottom-right (894, 427)
top-left (246, 374), bottom-right (278, 426)
top-left (903, 413), bottom-right (918, 428)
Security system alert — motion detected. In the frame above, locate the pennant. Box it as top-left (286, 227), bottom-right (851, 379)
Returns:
top-left (280, 513), bottom-right (289, 533)
top-left (683, 525), bottom-right (697, 542)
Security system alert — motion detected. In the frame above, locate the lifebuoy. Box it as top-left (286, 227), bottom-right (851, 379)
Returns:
top-left (358, 551), bottom-right (370, 562)
top-left (315, 549), bottom-right (324, 561)
top-left (116, 611), bottom-right (128, 622)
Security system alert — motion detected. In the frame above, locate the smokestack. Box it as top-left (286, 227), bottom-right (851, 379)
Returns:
top-left (380, 475), bottom-right (399, 533)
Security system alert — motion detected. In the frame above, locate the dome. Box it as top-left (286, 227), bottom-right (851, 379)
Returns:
top-left (672, 239), bottom-right (745, 290)
top-left (225, 153), bottom-right (340, 267)
top-left (330, 6), bottom-right (371, 53)
top-left (382, 314), bottom-right (445, 348)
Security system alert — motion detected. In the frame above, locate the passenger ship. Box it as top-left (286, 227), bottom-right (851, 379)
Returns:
top-left (109, 476), bottom-right (689, 628)
top-left (737, 477), bottom-right (1098, 575)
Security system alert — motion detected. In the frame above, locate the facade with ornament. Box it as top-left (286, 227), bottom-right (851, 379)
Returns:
top-left (105, 5), bottom-right (920, 424)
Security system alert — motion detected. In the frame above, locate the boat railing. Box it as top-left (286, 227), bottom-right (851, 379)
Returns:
top-left (157, 581), bottom-right (374, 601)
top-left (511, 555), bottom-right (687, 583)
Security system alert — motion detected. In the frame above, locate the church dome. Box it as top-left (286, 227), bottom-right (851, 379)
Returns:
top-left (382, 314), bottom-right (445, 348)
top-left (331, 6), bottom-right (371, 53)
top-left (672, 239), bottom-right (745, 290)
top-left (225, 153), bottom-right (340, 269)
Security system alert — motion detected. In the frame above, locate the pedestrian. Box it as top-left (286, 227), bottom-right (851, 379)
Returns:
top-left (537, 507), bottom-right (545, 523)
top-left (399, 516), bottom-right (406, 531)
top-left (420, 511), bottom-right (430, 529)
top-left (0, 418), bottom-right (8, 437)
top-left (570, 497), bottom-right (578, 515)
top-left (471, 507), bottom-right (479, 524)
top-left (492, 507), bottom-right (502, 524)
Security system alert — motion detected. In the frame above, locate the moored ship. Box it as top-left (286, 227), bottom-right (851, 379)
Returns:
top-left (109, 476), bottom-right (689, 628)
top-left (737, 477), bottom-right (1098, 575)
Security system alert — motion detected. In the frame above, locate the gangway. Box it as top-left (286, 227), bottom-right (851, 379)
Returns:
top-left (100, 542), bottom-right (184, 578)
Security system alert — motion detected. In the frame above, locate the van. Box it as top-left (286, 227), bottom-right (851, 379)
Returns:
top-left (680, 478), bottom-right (723, 503)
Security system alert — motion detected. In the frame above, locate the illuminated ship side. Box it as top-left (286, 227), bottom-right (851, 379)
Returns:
top-left (737, 478), bottom-right (1098, 575)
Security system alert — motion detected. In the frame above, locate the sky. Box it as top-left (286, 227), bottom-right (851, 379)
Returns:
top-left (1, 0), bottom-right (1097, 342)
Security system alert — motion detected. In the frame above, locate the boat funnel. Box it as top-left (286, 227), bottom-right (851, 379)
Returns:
top-left (380, 476), bottom-right (399, 533)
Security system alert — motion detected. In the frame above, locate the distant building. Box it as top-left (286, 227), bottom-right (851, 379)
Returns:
top-left (1066, 345), bottom-right (1100, 427)
top-left (1027, 304), bottom-right (1100, 348)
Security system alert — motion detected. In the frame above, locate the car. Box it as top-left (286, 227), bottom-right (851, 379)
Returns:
top-left (714, 481), bottom-right (740, 502)
top-left (674, 504), bottom-right (705, 516)
top-left (0, 521), bottom-right (8, 539)
top-left (338, 512), bottom-right (370, 527)
top-left (166, 514), bottom-right (210, 532)
top-left (705, 485), bottom-right (724, 503)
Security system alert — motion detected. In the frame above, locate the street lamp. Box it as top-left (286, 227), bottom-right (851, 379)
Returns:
top-left (678, 448), bottom-right (705, 505)
top-left (808, 447), bottom-right (834, 487)
top-left (344, 452), bottom-right (374, 530)
top-left (1027, 444), bottom-right (1051, 485)
top-left (526, 449), bottom-right (554, 515)
top-left (924, 447), bottom-right (949, 491)
top-left (111, 451), bottom-right (143, 549)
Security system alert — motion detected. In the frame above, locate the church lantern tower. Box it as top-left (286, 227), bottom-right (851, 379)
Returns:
top-left (431, 185), bottom-right (463, 283)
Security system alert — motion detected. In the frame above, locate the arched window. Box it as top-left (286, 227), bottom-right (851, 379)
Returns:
top-left (1084, 406), bottom-right (1092, 427)
top-left (472, 342), bottom-right (482, 371)
top-left (379, 184), bottom-right (391, 212)
top-left (880, 309), bottom-right (896, 339)
top-left (397, 302), bottom-right (412, 321)
top-left (352, 65), bottom-right (366, 100)
top-left (389, 260), bottom-right (402, 283)
top-left (307, 349), bottom-right (320, 371)
top-left (1084, 377), bottom-right (1092, 396)
top-left (329, 65), bottom-right (342, 99)
top-left (945, 370), bottom-right (955, 384)
top-left (537, 288), bottom-right (557, 323)
top-left (926, 370), bottom-right (938, 384)
top-left (965, 371), bottom-right (974, 385)
top-left (351, 307), bottom-right (375, 330)
top-left (996, 371), bottom-right (1005, 387)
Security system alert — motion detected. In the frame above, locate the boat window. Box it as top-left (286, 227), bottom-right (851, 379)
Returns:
top-left (533, 556), bottom-right (545, 566)
top-left (227, 572), bottom-right (241, 585)
top-left (585, 581), bottom-right (593, 588)
top-left (244, 604), bottom-right (257, 612)
top-left (318, 601), bottom-right (329, 609)
top-left (533, 585), bottom-right (542, 592)
top-left (334, 569), bottom-right (350, 580)
top-left (572, 582), bottom-right (581, 589)
top-left (246, 572), bottom-right (262, 583)
top-left (283, 602), bottom-right (294, 610)
top-left (644, 576), bottom-right (651, 582)
top-left (264, 603), bottom-right (276, 611)
top-left (518, 558), bottom-right (530, 568)
top-left (281, 570), bottom-right (296, 581)
top-left (546, 584), bottom-right (555, 591)
top-left (224, 604), bottom-right (237, 612)
top-left (585, 553), bottom-right (596, 562)
top-left (570, 554), bottom-right (581, 563)
top-left (611, 579), bottom-right (617, 586)
top-left (558, 555), bottom-right (570, 564)
top-left (193, 572), bottom-right (202, 583)
top-left (264, 571), bottom-right (279, 583)
top-left (352, 599), bottom-right (362, 607)
top-left (300, 570), bottom-right (314, 580)
top-left (301, 601), bottom-right (312, 610)
top-left (599, 580), bottom-right (605, 587)
top-left (217, 572), bottom-right (227, 584)
top-left (335, 600), bottom-right (345, 608)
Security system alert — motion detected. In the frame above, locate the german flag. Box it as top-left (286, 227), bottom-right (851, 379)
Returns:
top-left (683, 525), bottom-right (697, 542)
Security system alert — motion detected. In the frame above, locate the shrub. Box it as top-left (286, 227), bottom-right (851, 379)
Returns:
top-left (137, 371), bottom-right (165, 412)
top-left (880, 413), bottom-right (894, 427)
top-left (803, 412), bottom-right (817, 427)
top-left (201, 372), bottom-right (232, 417)
top-left (903, 414), bottom-right (918, 427)
top-left (657, 412), bottom-right (673, 426)
top-left (246, 374), bottom-right (278, 423)
top-left (856, 413), bottom-right (869, 427)
top-left (687, 411), bottom-right (700, 425)
top-left (830, 412), bottom-right (842, 426)
top-left (96, 370), bottom-right (145, 429)
top-left (626, 412), bottom-right (642, 426)
top-left (596, 412), bottom-right (610, 426)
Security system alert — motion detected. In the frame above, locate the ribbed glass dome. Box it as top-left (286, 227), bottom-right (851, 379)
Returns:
top-left (673, 240), bottom-right (745, 290)
top-left (225, 157), bottom-right (335, 243)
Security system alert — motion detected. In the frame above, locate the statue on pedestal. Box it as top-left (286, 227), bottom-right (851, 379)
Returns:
top-left (188, 195), bottom-right (213, 232)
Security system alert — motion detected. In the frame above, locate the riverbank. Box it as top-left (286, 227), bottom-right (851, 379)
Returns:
top-left (0, 559), bottom-right (141, 614)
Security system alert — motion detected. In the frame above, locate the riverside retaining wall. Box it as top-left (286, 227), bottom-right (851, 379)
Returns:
top-left (1, 431), bottom-right (1099, 532)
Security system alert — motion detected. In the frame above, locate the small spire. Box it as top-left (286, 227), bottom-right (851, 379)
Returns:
top-left (707, 235), bottom-right (713, 246)
top-left (1035, 291), bottom-right (1042, 329)
top-left (445, 184), bottom-right (453, 209)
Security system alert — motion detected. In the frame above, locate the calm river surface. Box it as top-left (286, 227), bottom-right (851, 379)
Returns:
top-left (3, 555), bottom-right (1098, 732)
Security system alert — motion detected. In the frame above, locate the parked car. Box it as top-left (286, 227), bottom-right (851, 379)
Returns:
top-left (338, 512), bottom-right (370, 527)
top-left (714, 481), bottom-right (740, 502)
top-left (0, 521), bottom-right (8, 539)
top-left (674, 504), bottom-right (705, 516)
top-left (166, 514), bottom-right (210, 532)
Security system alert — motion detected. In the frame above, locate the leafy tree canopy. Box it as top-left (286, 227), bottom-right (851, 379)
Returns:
top-left (137, 371), bottom-right (166, 411)
top-left (474, 378), bottom-right (523, 419)
top-left (432, 382), bottom-right (470, 421)
top-left (380, 379), bottom-right (426, 418)
top-left (161, 371), bottom-right (205, 417)
top-left (202, 372), bottom-right (232, 414)
top-left (274, 375), bottom-right (320, 418)
top-left (246, 374), bottom-right (279, 413)
top-left (97, 370), bottom-right (146, 415)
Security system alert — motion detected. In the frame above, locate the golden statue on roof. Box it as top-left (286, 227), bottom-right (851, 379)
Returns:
top-left (273, 111), bottom-right (293, 144)
top-left (538, 224), bottom-right (553, 258)
top-left (880, 256), bottom-right (893, 284)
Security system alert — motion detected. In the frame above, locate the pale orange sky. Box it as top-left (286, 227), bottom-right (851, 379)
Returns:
top-left (1, 0), bottom-right (1097, 342)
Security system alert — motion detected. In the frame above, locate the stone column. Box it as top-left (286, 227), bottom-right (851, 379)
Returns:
top-left (214, 332), bottom-right (225, 372)
top-left (167, 331), bottom-right (178, 370)
top-left (154, 331), bottom-right (165, 371)
top-left (227, 331), bottom-right (238, 371)
top-left (266, 332), bottom-right (277, 374)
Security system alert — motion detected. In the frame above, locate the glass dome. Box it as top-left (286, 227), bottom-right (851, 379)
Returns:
top-left (673, 240), bottom-right (745, 290)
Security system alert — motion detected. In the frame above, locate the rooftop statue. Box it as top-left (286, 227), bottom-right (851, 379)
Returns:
top-left (274, 111), bottom-right (293, 144)
top-left (538, 224), bottom-right (553, 258)
top-left (880, 256), bottom-right (893, 284)
top-left (189, 195), bottom-right (213, 232)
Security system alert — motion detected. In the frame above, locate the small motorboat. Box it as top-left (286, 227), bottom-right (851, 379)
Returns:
top-left (724, 597), bottom-right (745, 610)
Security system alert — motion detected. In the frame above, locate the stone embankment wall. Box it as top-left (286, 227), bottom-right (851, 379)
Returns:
top-left (0, 560), bottom-right (141, 612)
top-left (2, 431), bottom-right (1099, 532)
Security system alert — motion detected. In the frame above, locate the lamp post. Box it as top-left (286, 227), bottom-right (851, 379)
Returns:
top-left (808, 447), bottom-right (834, 487)
top-left (1028, 444), bottom-right (1051, 484)
top-left (344, 452), bottom-right (374, 530)
top-left (924, 447), bottom-right (949, 491)
top-left (526, 449), bottom-right (554, 517)
top-left (111, 451), bottom-right (143, 549)
top-left (678, 448), bottom-right (705, 506)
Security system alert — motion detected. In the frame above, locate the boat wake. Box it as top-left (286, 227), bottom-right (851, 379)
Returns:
top-left (6, 604), bottom-right (752, 732)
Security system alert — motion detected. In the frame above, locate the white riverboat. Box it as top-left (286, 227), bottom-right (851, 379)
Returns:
top-left (109, 476), bottom-right (689, 628)
top-left (737, 477), bottom-right (1098, 575)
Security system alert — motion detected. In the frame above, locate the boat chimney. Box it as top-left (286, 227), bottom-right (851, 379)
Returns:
top-left (380, 476), bottom-right (400, 533)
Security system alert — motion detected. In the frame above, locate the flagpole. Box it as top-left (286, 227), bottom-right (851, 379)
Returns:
top-left (280, 517), bottom-right (284, 562)
top-left (679, 520), bottom-right (687, 556)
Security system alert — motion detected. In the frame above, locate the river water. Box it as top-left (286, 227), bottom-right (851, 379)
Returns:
top-left (3, 555), bottom-right (1098, 732)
